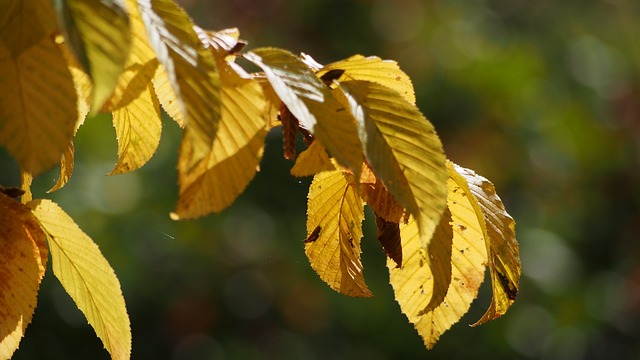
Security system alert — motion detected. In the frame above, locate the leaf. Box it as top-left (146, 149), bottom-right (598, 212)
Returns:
top-left (60, 0), bottom-right (132, 112)
top-left (389, 165), bottom-right (489, 348)
top-left (48, 141), bottom-right (75, 193)
top-left (340, 80), bottom-right (448, 252)
top-left (305, 170), bottom-right (371, 297)
top-left (359, 163), bottom-right (406, 223)
top-left (245, 48), bottom-right (363, 175)
top-left (139, 0), bottom-right (221, 167)
top-left (0, 194), bottom-right (47, 359)
top-left (171, 34), bottom-right (267, 219)
top-left (449, 163), bottom-right (520, 326)
top-left (317, 54), bottom-right (416, 104)
top-left (29, 199), bottom-right (131, 360)
top-left (108, 80), bottom-right (162, 175)
top-left (375, 215), bottom-right (402, 267)
top-left (0, 0), bottom-right (56, 57)
top-left (103, 0), bottom-right (159, 111)
top-left (153, 64), bottom-right (184, 126)
top-left (290, 140), bottom-right (334, 177)
top-left (0, 36), bottom-right (77, 176)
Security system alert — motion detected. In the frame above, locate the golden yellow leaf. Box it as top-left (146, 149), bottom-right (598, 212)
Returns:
top-left (108, 81), bottom-right (162, 175)
top-left (245, 48), bottom-right (363, 175)
top-left (0, 193), bottom-right (47, 359)
top-left (306, 170), bottom-right (371, 297)
top-left (290, 140), bottom-right (334, 177)
top-left (0, 37), bottom-right (77, 177)
top-left (29, 199), bottom-right (131, 360)
top-left (153, 64), bottom-right (184, 126)
top-left (139, 0), bottom-right (221, 167)
top-left (47, 58), bottom-right (92, 193)
top-left (389, 165), bottom-right (489, 348)
top-left (0, 0), bottom-right (56, 57)
top-left (171, 37), bottom-right (267, 219)
top-left (48, 141), bottom-right (75, 193)
top-left (317, 54), bottom-right (415, 105)
top-left (61, 0), bottom-right (132, 112)
top-left (449, 162), bottom-right (520, 326)
top-left (340, 80), bottom-right (447, 253)
top-left (103, 0), bottom-right (158, 111)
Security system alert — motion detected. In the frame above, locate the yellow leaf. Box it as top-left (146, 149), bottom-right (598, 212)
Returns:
top-left (108, 81), bottom-right (162, 175)
top-left (317, 54), bottom-right (416, 105)
top-left (171, 38), bottom-right (267, 219)
top-left (0, 0), bottom-right (56, 57)
top-left (389, 165), bottom-right (489, 348)
top-left (29, 199), bottom-right (131, 360)
top-left (139, 0), bottom-right (221, 167)
top-left (290, 140), bottom-right (334, 177)
top-left (103, 0), bottom-right (159, 111)
top-left (0, 194), bottom-right (47, 359)
top-left (449, 162), bottom-right (521, 326)
top-left (153, 64), bottom-right (184, 126)
top-left (245, 48), bottom-right (363, 175)
top-left (48, 141), bottom-right (75, 193)
top-left (340, 80), bottom-right (447, 252)
top-left (305, 170), bottom-right (371, 297)
top-left (0, 37), bottom-right (77, 176)
top-left (62, 0), bottom-right (132, 112)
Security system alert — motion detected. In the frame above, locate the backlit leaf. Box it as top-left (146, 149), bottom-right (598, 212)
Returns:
top-left (245, 48), bottom-right (363, 175)
top-left (290, 140), bottom-right (334, 177)
top-left (0, 36), bottom-right (77, 176)
top-left (317, 54), bottom-right (415, 104)
top-left (0, 0), bottom-right (56, 57)
top-left (108, 80), bottom-right (162, 175)
top-left (153, 64), bottom-right (185, 126)
top-left (48, 141), bottom-right (75, 193)
top-left (306, 170), bottom-right (371, 297)
top-left (359, 163), bottom-right (405, 223)
top-left (139, 0), bottom-right (221, 167)
top-left (449, 163), bottom-right (520, 326)
top-left (61, 0), bottom-right (131, 112)
top-left (0, 194), bottom-right (47, 359)
top-left (29, 199), bottom-right (131, 360)
top-left (389, 165), bottom-right (489, 347)
top-left (171, 31), bottom-right (267, 219)
top-left (340, 80), bottom-right (447, 252)
top-left (103, 0), bottom-right (159, 111)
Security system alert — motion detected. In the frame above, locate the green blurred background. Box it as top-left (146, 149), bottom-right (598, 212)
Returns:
top-left (3, 0), bottom-right (640, 358)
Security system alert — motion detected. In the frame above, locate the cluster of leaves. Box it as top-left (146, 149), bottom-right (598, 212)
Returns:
top-left (0, 0), bottom-right (521, 358)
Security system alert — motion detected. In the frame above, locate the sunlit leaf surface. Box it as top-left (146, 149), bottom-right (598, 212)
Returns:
top-left (109, 81), bottom-right (162, 175)
top-left (172, 30), bottom-right (267, 219)
top-left (139, 0), bottom-right (221, 166)
top-left (340, 80), bottom-right (447, 252)
top-left (245, 48), bottom-right (363, 174)
top-left (318, 54), bottom-right (415, 104)
top-left (61, 0), bottom-right (131, 111)
top-left (306, 170), bottom-right (371, 297)
top-left (290, 140), bottom-right (334, 177)
top-left (29, 200), bottom-right (131, 360)
top-left (450, 163), bottom-right (520, 326)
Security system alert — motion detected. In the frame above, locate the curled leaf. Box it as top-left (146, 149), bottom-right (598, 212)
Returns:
top-left (449, 162), bottom-right (520, 326)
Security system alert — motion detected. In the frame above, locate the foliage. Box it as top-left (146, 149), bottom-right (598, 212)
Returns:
top-left (0, 0), bottom-right (521, 358)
